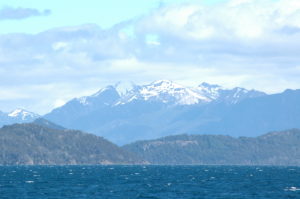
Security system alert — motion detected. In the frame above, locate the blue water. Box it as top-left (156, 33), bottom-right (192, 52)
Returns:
top-left (1, 166), bottom-right (300, 199)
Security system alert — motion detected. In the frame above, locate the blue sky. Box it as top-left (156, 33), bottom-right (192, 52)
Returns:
top-left (1, 0), bottom-right (158, 33)
top-left (1, 0), bottom-right (225, 33)
top-left (0, 0), bottom-right (299, 114)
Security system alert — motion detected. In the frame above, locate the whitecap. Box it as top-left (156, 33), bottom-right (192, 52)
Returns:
top-left (284, 187), bottom-right (300, 192)
top-left (289, 187), bottom-right (300, 192)
top-left (25, 181), bottom-right (34, 183)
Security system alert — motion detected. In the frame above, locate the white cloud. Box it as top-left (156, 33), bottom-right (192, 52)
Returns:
top-left (0, 7), bottom-right (51, 20)
top-left (0, 0), bottom-right (300, 114)
top-left (138, 0), bottom-right (300, 41)
top-left (52, 42), bottom-right (69, 51)
top-left (53, 99), bottom-right (67, 108)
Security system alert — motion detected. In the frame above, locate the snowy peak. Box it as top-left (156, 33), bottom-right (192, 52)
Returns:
top-left (199, 82), bottom-right (221, 89)
top-left (197, 82), bottom-right (222, 100)
top-left (143, 80), bottom-right (188, 97)
top-left (72, 80), bottom-right (266, 107)
top-left (8, 108), bottom-right (39, 121)
top-left (91, 85), bottom-right (117, 97)
top-left (118, 80), bottom-right (211, 105)
top-left (115, 81), bottom-right (136, 96)
top-left (77, 85), bottom-right (120, 106)
top-left (149, 80), bottom-right (179, 88)
top-left (219, 87), bottom-right (266, 104)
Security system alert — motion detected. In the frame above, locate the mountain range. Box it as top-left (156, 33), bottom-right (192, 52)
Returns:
top-left (43, 80), bottom-right (270, 144)
top-left (123, 129), bottom-right (300, 165)
top-left (1, 80), bottom-right (300, 145)
top-left (1, 120), bottom-right (300, 165)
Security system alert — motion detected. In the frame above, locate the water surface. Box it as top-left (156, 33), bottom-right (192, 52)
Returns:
top-left (1, 165), bottom-right (300, 198)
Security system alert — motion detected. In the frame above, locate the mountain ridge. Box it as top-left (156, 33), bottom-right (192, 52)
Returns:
top-left (0, 122), bottom-right (145, 165)
top-left (123, 128), bottom-right (300, 165)
top-left (1, 120), bottom-right (300, 165)
top-left (1, 80), bottom-right (299, 145)
top-left (43, 80), bottom-right (275, 144)
top-left (72, 80), bottom-right (266, 107)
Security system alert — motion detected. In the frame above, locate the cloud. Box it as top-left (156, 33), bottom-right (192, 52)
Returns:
top-left (136, 0), bottom-right (300, 52)
top-left (0, 0), bottom-right (300, 113)
top-left (0, 7), bottom-right (51, 20)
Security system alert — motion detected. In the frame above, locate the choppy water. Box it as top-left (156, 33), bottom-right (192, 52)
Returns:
top-left (1, 165), bottom-right (300, 199)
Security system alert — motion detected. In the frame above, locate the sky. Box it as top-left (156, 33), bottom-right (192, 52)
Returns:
top-left (0, 0), bottom-right (299, 114)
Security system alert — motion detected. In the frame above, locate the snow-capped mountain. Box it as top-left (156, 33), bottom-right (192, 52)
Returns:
top-left (218, 87), bottom-right (266, 104)
top-left (8, 108), bottom-right (39, 121)
top-left (197, 82), bottom-right (222, 100)
top-left (117, 80), bottom-right (266, 105)
top-left (116, 80), bottom-right (212, 105)
top-left (3, 81), bottom-right (300, 146)
top-left (44, 80), bottom-right (270, 144)
top-left (77, 86), bottom-right (120, 107)
top-left (72, 80), bottom-right (265, 107)
top-left (0, 108), bottom-right (40, 127)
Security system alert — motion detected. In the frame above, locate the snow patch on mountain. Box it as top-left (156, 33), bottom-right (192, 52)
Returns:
top-left (115, 81), bottom-right (136, 96)
top-left (73, 80), bottom-right (266, 107)
top-left (76, 85), bottom-right (120, 107)
top-left (116, 80), bottom-right (212, 105)
top-left (78, 96), bottom-right (89, 105)
top-left (8, 108), bottom-right (39, 121)
top-left (197, 82), bottom-right (222, 100)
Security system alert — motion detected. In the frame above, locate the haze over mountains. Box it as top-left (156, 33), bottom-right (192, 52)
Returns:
top-left (1, 80), bottom-right (300, 145)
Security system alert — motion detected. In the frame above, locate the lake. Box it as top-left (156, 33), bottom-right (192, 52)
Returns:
top-left (0, 165), bottom-right (300, 198)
